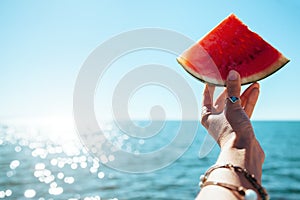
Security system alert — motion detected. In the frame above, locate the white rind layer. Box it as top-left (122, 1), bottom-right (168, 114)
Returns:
top-left (177, 54), bottom-right (289, 86)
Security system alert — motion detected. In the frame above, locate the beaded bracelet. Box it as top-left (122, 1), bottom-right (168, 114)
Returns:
top-left (199, 163), bottom-right (269, 200)
top-left (202, 181), bottom-right (257, 200)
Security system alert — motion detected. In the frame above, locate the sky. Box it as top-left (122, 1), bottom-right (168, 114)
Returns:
top-left (0, 0), bottom-right (299, 122)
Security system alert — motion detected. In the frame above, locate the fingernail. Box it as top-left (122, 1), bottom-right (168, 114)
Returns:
top-left (228, 70), bottom-right (238, 81)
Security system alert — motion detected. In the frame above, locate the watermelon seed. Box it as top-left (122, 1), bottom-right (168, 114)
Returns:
top-left (249, 54), bottom-right (255, 60)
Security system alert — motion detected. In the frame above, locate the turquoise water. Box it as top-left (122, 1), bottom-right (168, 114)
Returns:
top-left (0, 121), bottom-right (299, 200)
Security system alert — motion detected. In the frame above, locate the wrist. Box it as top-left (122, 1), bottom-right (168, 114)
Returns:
top-left (217, 138), bottom-right (264, 181)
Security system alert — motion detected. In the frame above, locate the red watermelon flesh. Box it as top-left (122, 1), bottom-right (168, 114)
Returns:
top-left (177, 14), bottom-right (289, 86)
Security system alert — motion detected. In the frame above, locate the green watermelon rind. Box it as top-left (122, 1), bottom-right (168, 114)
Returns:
top-left (177, 54), bottom-right (290, 86)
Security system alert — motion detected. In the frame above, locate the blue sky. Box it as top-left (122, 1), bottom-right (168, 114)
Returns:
top-left (0, 0), bottom-right (299, 121)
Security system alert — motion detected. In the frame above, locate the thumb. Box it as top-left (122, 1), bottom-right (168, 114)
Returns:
top-left (226, 70), bottom-right (241, 108)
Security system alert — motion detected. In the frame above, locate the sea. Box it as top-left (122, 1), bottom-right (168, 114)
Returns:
top-left (0, 120), bottom-right (299, 200)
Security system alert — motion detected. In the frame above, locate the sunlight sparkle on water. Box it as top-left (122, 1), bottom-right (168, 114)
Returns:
top-left (35, 163), bottom-right (46, 170)
top-left (48, 186), bottom-right (63, 195)
top-left (64, 176), bottom-right (75, 184)
top-left (0, 119), bottom-right (119, 199)
top-left (83, 196), bottom-right (101, 200)
top-left (5, 190), bottom-right (12, 197)
top-left (24, 189), bottom-right (36, 198)
top-left (57, 172), bottom-right (64, 179)
top-left (71, 163), bottom-right (78, 169)
top-left (6, 170), bottom-right (14, 177)
top-left (0, 191), bottom-right (5, 198)
top-left (9, 160), bottom-right (20, 169)
top-left (97, 171), bottom-right (105, 179)
top-left (15, 145), bottom-right (22, 152)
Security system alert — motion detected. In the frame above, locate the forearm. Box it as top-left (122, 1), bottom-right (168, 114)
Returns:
top-left (196, 136), bottom-right (265, 200)
top-left (217, 135), bottom-right (265, 180)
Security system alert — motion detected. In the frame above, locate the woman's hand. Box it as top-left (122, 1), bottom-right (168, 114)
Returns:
top-left (201, 70), bottom-right (259, 149)
top-left (201, 70), bottom-right (265, 178)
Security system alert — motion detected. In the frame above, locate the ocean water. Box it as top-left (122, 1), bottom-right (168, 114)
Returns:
top-left (0, 121), bottom-right (299, 200)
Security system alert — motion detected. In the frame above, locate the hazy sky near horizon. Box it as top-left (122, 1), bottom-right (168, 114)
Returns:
top-left (0, 0), bottom-right (299, 121)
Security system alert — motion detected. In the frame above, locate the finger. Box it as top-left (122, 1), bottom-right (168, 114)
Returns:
top-left (226, 70), bottom-right (241, 109)
top-left (214, 88), bottom-right (227, 112)
top-left (240, 82), bottom-right (260, 108)
top-left (244, 87), bottom-right (260, 118)
top-left (201, 84), bottom-right (215, 127)
top-left (202, 84), bottom-right (215, 109)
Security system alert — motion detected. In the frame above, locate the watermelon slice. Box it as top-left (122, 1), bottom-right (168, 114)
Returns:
top-left (177, 14), bottom-right (289, 86)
